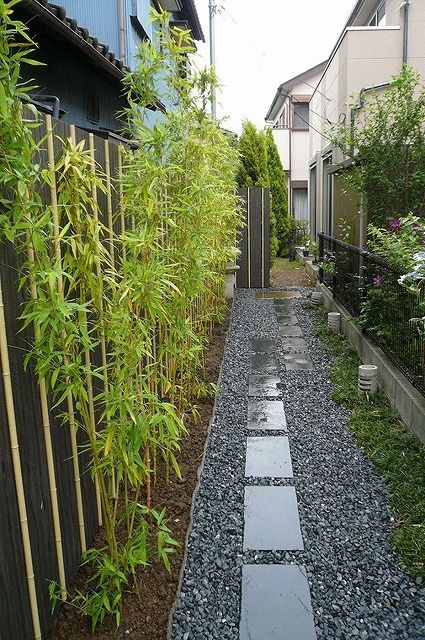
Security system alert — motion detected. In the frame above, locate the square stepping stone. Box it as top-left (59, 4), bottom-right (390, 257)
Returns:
top-left (279, 325), bottom-right (303, 337)
top-left (256, 291), bottom-right (301, 299)
top-left (250, 352), bottom-right (278, 374)
top-left (247, 399), bottom-right (287, 431)
top-left (240, 564), bottom-right (317, 640)
top-left (244, 486), bottom-right (304, 550)
top-left (276, 314), bottom-right (299, 325)
top-left (281, 337), bottom-right (309, 352)
top-left (284, 353), bottom-right (314, 370)
top-left (248, 375), bottom-right (281, 398)
top-left (251, 338), bottom-right (276, 353)
top-left (245, 436), bottom-right (293, 477)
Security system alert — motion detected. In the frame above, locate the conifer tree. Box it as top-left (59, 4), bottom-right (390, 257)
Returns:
top-left (266, 128), bottom-right (290, 256)
top-left (237, 120), bottom-right (268, 187)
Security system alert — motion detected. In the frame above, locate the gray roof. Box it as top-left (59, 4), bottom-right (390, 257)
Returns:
top-left (265, 60), bottom-right (328, 122)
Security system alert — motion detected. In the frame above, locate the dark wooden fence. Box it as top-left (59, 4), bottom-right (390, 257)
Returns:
top-left (236, 187), bottom-right (270, 288)
top-left (0, 115), bottom-right (123, 639)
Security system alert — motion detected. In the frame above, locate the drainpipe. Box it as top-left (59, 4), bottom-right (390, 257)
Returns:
top-left (350, 82), bottom-right (391, 154)
top-left (118, 0), bottom-right (126, 65)
top-left (402, 0), bottom-right (411, 64)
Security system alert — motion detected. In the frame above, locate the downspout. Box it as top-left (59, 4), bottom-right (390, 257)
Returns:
top-left (402, 0), bottom-right (410, 65)
top-left (350, 82), bottom-right (391, 154)
top-left (289, 97), bottom-right (293, 218)
top-left (118, 0), bottom-right (126, 65)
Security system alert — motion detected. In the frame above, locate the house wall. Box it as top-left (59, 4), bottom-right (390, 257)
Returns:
top-left (22, 35), bottom-right (128, 132)
top-left (309, 0), bottom-right (425, 242)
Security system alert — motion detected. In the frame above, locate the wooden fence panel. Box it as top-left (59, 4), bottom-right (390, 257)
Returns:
top-left (236, 187), bottom-right (270, 288)
top-left (0, 115), bottom-right (122, 638)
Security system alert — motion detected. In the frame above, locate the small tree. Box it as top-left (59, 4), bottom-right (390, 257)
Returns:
top-left (266, 128), bottom-right (289, 255)
top-left (237, 120), bottom-right (268, 187)
top-left (329, 67), bottom-right (425, 226)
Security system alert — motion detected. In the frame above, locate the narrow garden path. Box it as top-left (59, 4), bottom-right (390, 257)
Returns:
top-left (170, 289), bottom-right (424, 640)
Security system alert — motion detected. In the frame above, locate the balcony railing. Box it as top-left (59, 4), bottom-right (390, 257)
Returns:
top-left (318, 233), bottom-right (425, 396)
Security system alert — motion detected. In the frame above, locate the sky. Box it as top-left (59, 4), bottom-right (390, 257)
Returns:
top-left (193, 0), bottom-right (356, 133)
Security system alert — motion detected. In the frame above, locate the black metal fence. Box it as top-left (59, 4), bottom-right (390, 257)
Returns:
top-left (318, 233), bottom-right (425, 395)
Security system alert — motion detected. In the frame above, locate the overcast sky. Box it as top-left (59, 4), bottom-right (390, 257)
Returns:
top-left (193, 0), bottom-right (355, 133)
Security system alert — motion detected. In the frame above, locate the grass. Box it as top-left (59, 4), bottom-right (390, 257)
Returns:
top-left (271, 256), bottom-right (304, 273)
top-left (312, 305), bottom-right (425, 579)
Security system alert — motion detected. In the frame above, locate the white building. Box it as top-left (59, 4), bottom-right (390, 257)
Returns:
top-left (265, 61), bottom-right (327, 223)
top-left (309, 0), bottom-right (425, 244)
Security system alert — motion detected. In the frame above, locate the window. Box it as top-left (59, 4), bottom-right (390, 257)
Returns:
top-left (369, 2), bottom-right (386, 26)
top-left (274, 104), bottom-right (290, 129)
top-left (293, 189), bottom-right (308, 221)
top-left (293, 102), bottom-right (309, 130)
top-left (85, 92), bottom-right (100, 124)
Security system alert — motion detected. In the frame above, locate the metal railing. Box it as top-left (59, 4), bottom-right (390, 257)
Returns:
top-left (318, 233), bottom-right (425, 395)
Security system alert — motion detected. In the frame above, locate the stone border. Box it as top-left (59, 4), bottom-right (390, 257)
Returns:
top-left (319, 283), bottom-right (425, 444)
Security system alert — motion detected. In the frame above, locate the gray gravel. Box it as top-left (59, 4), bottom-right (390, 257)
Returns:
top-left (170, 288), bottom-right (425, 640)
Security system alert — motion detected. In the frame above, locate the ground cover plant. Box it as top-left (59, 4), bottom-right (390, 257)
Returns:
top-left (313, 306), bottom-right (425, 579)
top-left (0, 2), bottom-right (241, 631)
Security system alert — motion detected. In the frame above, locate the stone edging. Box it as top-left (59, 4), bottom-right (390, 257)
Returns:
top-left (319, 283), bottom-right (425, 444)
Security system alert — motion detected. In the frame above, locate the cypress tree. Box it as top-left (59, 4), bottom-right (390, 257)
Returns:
top-left (237, 120), bottom-right (268, 187)
top-left (266, 128), bottom-right (290, 256)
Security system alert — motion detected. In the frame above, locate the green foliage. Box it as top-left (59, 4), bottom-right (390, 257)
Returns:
top-left (265, 128), bottom-right (289, 257)
top-left (2, 5), bottom-right (241, 630)
top-left (313, 308), bottom-right (425, 578)
top-left (329, 67), bottom-right (425, 226)
top-left (236, 120), bottom-right (268, 188)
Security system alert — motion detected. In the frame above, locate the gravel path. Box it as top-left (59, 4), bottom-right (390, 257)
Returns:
top-left (170, 288), bottom-right (425, 640)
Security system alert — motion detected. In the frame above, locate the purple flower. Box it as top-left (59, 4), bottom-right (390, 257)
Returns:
top-left (388, 217), bottom-right (402, 232)
top-left (372, 275), bottom-right (384, 287)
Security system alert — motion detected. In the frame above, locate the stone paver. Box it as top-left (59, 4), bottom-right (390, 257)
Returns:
top-left (250, 338), bottom-right (276, 353)
top-left (244, 486), bottom-right (304, 550)
top-left (281, 337), bottom-right (309, 352)
top-left (240, 564), bottom-right (317, 640)
top-left (256, 291), bottom-right (301, 299)
top-left (248, 375), bottom-right (281, 398)
top-left (245, 436), bottom-right (293, 477)
top-left (247, 399), bottom-right (287, 431)
top-left (279, 325), bottom-right (303, 337)
top-left (250, 352), bottom-right (278, 374)
top-left (284, 353), bottom-right (314, 370)
top-left (276, 314), bottom-right (299, 325)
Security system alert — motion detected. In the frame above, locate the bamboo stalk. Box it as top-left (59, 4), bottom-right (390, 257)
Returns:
top-left (89, 134), bottom-right (116, 505)
top-left (26, 235), bottom-right (67, 601)
top-left (117, 145), bottom-right (126, 262)
top-left (104, 140), bottom-right (115, 270)
top-left (0, 276), bottom-right (42, 640)
top-left (47, 116), bottom-right (86, 553)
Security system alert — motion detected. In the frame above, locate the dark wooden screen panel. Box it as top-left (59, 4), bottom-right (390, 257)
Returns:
top-left (236, 187), bottom-right (270, 289)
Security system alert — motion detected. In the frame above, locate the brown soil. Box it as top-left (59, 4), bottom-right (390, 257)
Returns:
top-left (270, 258), bottom-right (316, 288)
top-left (49, 307), bottom-right (230, 640)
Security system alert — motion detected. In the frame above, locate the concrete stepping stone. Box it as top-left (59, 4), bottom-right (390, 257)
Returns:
top-left (245, 436), bottom-right (293, 477)
top-left (244, 486), bottom-right (304, 550)
top-left (247, 399), bottom-right (287, 431)
top-left (240, 564), bottom-right (317, 640)
top-left (248, 375), bottom-right (281, 398)
top-left (276, 314), bottom-right (298, 325)
top-left (256, 291), bottom-right (301, 299)
top-left (279, 325), bottom-right (303, 337)
top-left (251, 338), bottom-right (275, 353)
top-left (284, 353), bottom-right (314, 370)
top-left (250, 352), bottom-right (278, 374)
top-left (280, 337), bottom-right (309, 352)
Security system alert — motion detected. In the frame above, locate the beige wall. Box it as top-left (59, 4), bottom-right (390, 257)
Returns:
top-left (272, 127), bottom-right (290, 171)
top-left (309, 0), bottom-right (425, 242)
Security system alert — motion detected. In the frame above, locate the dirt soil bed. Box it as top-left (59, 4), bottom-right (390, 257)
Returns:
top-left (49, 307), bottom-right (230, 640)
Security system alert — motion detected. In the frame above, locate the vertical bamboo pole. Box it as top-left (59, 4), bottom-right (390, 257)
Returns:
top-left (47, 115), bottom-right (86, 553)
top-left (69, 126), bottom-right (103, 526)
top-left (0, 276), bottom-right (42, 640)
top-left (91, 136), bottom-right (116, 504)
top-left (117, 146), bottom-right (126, 262)
top-left (26, 236), bottom-right (67, 600)
top-left (104, 140), bottom-right (115, 271)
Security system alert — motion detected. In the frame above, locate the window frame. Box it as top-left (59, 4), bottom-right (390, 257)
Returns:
top-left (292, 101), bottom-right (309, 131)
top-left (369, 1), bottom-right (386, 27)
